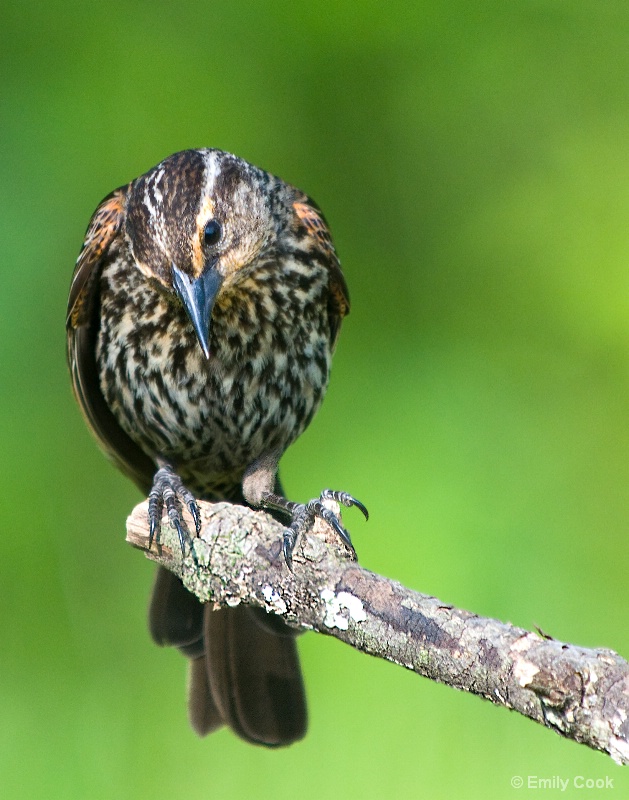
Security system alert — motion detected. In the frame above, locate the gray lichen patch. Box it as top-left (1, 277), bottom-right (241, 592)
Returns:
top-left (262, 584), bottom-right (288, 615)
top-left (321, 589), bottom-right (367, 630)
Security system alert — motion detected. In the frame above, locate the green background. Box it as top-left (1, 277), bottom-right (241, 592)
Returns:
top-left (2, 1), bottom-right (629, 797)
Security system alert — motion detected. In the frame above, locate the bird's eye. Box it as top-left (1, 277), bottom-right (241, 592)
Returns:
top-left (203, 219), bottom-right (222, 246)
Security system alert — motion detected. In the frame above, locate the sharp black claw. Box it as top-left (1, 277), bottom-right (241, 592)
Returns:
top-left (352, 498), bottom-right (369, 521)
top-left (283, 529), bottom-right (296, 572)
top-left (266, 487), bottom-right (366, 571)
top-left (188, 501), bottom-right (201, 534)
top-left (326, 512), bottom-right (353, 549)
top-left (320, 489), bottom-right (369, 521)
top-left (173, 520), bottom-right (187, 558)
top-left (147, 464), bottom-right (198, 557)
top-left (148, 517), bottom-right (158, 550)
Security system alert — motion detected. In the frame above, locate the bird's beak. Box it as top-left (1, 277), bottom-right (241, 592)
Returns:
top-left (171, 260), bottom-right (223, 359)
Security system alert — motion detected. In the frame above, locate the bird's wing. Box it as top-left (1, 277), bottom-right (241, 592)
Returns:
top-left (67, 187), bottom-right (127, 327)
top-left (66, 185), bottom-right (154, 492)
top-left (293, 199), bottom-right (349, 348)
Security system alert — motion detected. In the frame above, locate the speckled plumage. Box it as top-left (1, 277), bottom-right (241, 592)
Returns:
top-left (96, 209), bottom-right (332, 495)
top-left (66, 148), bottom-right (361, 747)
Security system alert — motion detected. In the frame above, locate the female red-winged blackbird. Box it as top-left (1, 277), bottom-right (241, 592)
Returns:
top-left (66, 149), bottom-right (366, 746)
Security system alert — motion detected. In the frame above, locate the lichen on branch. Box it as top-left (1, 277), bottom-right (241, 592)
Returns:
top-left (126, 499), bottom-right (629, 765)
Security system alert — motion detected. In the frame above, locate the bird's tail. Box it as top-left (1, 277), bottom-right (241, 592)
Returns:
top-left (147, 479), bottom-right (306, 746)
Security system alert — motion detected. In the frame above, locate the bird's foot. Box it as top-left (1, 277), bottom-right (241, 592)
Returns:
top-left (281, 490), bottom-right (368, 571)
top-left (147, 464), bottom-right (201, 556)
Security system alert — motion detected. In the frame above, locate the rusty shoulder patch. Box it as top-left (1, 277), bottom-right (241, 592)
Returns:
top-left (67, 186), bottom-right (127, 328)
top-left (293, 200), bottom-right (336, 256)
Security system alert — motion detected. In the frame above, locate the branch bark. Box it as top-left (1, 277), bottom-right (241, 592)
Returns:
top-left (126, 499), bottom-right (629, 764)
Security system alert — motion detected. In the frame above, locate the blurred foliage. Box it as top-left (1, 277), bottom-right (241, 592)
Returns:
top-left (2, 0), bottom-right (629, 797)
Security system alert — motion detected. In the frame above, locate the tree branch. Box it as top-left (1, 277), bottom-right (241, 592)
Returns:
top-left (126, 499), bottom-right (629, 764)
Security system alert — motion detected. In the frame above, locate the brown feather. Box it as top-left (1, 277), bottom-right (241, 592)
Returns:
top-left (148, 567), bottom-right (204, 647)
top-left (293, 199), bottom-right (349, 347)
top-left (204, 604), bottom-right (306, 746)
top-left (67, 186), bottom-right (128, 328)
top-left (188, 656), bottom-right (224, 737)
top-left (66, 186), bottom-right (154, 491)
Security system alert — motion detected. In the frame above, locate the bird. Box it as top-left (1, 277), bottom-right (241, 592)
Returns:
top-left (66, 148), bottom-right (367, 747)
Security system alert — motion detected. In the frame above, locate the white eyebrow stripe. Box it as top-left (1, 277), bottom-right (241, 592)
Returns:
top-left (142, 167), bottom-right (171, 260)
top-left (201, 150), bottom-right (221, 202)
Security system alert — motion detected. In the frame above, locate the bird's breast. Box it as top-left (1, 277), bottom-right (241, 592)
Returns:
top-left (96, 255), bottom-right (332, 493)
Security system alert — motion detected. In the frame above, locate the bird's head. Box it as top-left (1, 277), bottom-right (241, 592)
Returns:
top-left (124, 149), bottom-right (284, 358)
